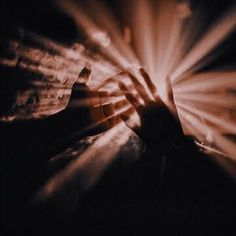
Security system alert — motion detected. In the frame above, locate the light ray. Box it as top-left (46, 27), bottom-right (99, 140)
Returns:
top-left (178, 107), bottom-right (236, 161)
top-left (178, 109), bottom-right (236, 176)
top-left (176, 102), bottom-right (236, 134)
top-left (36, 123), bottom-right (133, 199)
top-left (85, 0), bottom-right (140, 66)
top-left (174, 72), bottom-right (236, 93)
top-left (171, 7), bottom-right (236, 83)
top-left (175, 93), bottom-right (236, 108)
top-left (56, 0), bottom-right (135, 70)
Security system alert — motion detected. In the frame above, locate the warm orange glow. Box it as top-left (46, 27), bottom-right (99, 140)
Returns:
top-left (2, 0), bottom-right (235, 199)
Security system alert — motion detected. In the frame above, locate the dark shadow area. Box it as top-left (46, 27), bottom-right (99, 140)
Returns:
top-left (1, 0), bottom-right (236, 235)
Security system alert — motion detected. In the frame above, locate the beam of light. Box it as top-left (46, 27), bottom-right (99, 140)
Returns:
top-left (16, 28), bottom-right (84, 60)
top-left (173, 71), bottom-right (236, 93)
top-left (126, 0), bottom-right (189, 100)
top-left (68, 98), bottom-right (103, 108)
top-left (2, 0), bottom-right (235, 186)
top-left (154, 0), bottom-right (183, 87)
top-left (175, 93), bottom-right (236, 109)
top-left (123, 26), bottom-right (132, 45)
top-left (43, 0), bottom-right (235, 177)
top-left (171, 7), bottom-right (236, 83)
top-left (178, 112), bottom-right (205, 140)
top-left (179, 108), bottom-right (236, 166)
top-left (1, 32), bottom-right (125, 120)
top-left (12, 27), bottom-right (119, 79)
top-left (178, 109), bottom-right (236, 177)
top-left (176, 101), bottom-right (236, 135)
top-left (84, 0), bottom-right (140, 66)
top-left (68, 97), bottom-right (128, 110)
top-left (0, 57), bottom-right (80, 89)
top-left (36, 123), bottom-right (133, 199)
top-left (178, 107), bottom-right (236, 161)
top-left (176, 1), bottom-right (192, 19)
top-left (129, 0), bottom-right (155, 77)
top-left (56, 0), bottom-right (138, 71)
top-left (95, 76), bottom-right (123, 91)
top-left (0, 37), bottom-right (85, 120)
top-left (94, 73), bottom-right (137, 94)
top-left (0, 38), bottom-right (86, 85)
top-left (19, 48), bottom-right (84, 77)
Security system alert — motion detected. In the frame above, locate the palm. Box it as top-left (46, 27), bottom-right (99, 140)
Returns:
top-left (118, 69), bottom-right (183, 148)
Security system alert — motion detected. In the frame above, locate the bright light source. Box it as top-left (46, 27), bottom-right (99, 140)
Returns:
top-left (91, 31), bottom-right (111, 47)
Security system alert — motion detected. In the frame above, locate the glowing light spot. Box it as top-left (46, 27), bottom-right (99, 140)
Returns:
top-left (91, 31), bottom-right (111, 47)
top-left (176, 2), bottom-right (192, 19)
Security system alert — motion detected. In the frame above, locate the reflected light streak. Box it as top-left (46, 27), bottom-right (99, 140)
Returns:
top-left (37, 123), bottom-right (132, 199)
top-left (131, 0), bottom-right (155, 77)
top-left (178, 107), bottom-right (236, 161)
top-left (176, 1), bottom-right (192, 19)
top-left (154, 0), bottom-right (182, 87)
top-left (51, 0), bottom-right (236, 175)
top-left (174, 72), bottom-right (236, 93)
top-left (171, 8), bottom-right (236, 83)
top-left (91, 31), bottom-right (111, 47)
top-left (17, 28), bottom-right (119, 81)
top-left (179, 109), bottom-right (236, 177)
top-left (175, 93), bottom-right (236, 109)
top-left (176, 102), bottom-right (236, 134)
top-left (56, 0), bottom-right (136, 70)
top-left (85, 0), bottom-right (140, 66)
top-left (5, 0), bottom-right (235, 187)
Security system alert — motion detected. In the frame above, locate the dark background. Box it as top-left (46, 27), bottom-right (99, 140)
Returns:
top-left (1, 0), bottom-right (236, 235)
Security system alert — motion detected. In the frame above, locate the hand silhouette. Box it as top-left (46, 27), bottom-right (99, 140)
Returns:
top-left (118, 68), bottom-right (184, 149)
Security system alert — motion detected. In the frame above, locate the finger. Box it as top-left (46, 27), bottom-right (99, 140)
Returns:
top-left (113, 99), bottom-right (129, 111)
top-left (100, 92), bottom-right (131, 111)
top-left (89, 91), bottom-right (108, 127)
top-left (118, 81), bottom-right (144, 114)
top-left (99, 90), bottom-right (110, 105)
top-left (109, 90), bottom-right (123, 97)
top-left (166, 76), bottom-right (179, 118)
top-left (166, 76), bottom-right (174, 104)
top-left (119, 108), bottom-right (140, 135)
top-left (127, 72), bottom-right (152, 103)
top-left (72, 86), bottom-right (108, 102)
top-left (101, 98), bottom-right (130, 128)
top-left (90, 105), bottom-right (109, 131)
top-left (102, 103), bottom-right (115, 117)
top-left (96, 71), bottom-right (125, 90)
top-left (118, 106), bottom-right (135, 120)
top-left (96, 77), bottom-right (117, 90)
top-left (102, 103), bottom-right (118, 128)
top-left (139, 68), bottom-right (158, 98)
top-left (100, 91), bottom-right (119, 128)
top-left (109, 84), bottom-right (134, 97)
top-left (77, 65), bottom-right (92, 84)
top-left (119, 107), bottom-right (135, 125)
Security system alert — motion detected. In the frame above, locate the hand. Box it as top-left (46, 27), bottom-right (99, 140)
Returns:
top-left (69, 67), bottom-right (125, 134)
top-left (117, 68), bottom-right (184, 148)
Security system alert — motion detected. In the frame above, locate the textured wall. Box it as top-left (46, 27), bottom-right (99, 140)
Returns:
top-left (0, 28), bottom-right (86, 121)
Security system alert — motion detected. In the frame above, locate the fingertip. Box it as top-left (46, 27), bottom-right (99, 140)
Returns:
top-left (119, 114), bottom-right (130, 122)
top-left (139, 67), bottom-right (145, 74)
top-left (140, 67), bottom-right (149, 77)
top-left (118, 71), bottom-right (127, 76)
top-left (127, 72), bottom-right (135, 79)
top-left (99, 90), bottom-right (110, 104)
top-left (118, 81), bottom-right (126, 90)
top-left (166, 76), bottom-right (173, 98)
top-left (99, 90), bottom-right (109, 97)
top-left (118, 80), bottom-right (123, 86)
top-left (78, 65), bottom-right (92, 84)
